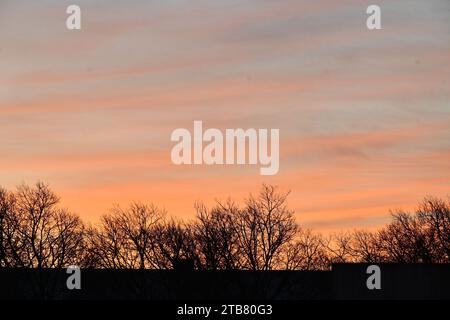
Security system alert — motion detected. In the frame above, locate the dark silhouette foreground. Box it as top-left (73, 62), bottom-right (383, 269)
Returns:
top-left (0, 264), bottom-right (449, 300)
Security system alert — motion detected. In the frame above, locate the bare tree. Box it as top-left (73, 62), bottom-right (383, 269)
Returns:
top-left (152, 219), bottom-right (199, 269)
top-left (193, 201), bottom-right (242, 270)
top-left (323, 197), bottom-right (450, 265)
top-left (86, 202), bottom-right (164, 269)
top-left (235, 184), bottom-right (298, 270)
top-left (2, 182), bottom-right (449, 271)
top-left (378, 209), bottom-right (441, 263)
top-left (83, 220), bottom-right (132, 269)
top-left (417, 197), bottom-right (450, 263)
top-left (284, 229), bottom-right (329, 270)
top-left (326, 232), bottom-right (355, 264)
top-left (350, 230), bottom-right (385, 263)
top-left (0, 187), bottom-right (15, 267)
top-left (0, 182), bottom-right (85, 268)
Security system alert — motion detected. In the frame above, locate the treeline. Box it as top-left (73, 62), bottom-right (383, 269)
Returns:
top-left (0, 182), bottom-right (449, 270)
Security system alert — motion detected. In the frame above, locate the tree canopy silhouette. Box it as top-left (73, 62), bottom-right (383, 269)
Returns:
top-left (1, 182), bottom-right (449, 270)
top-left (0, 182), bottom-right (84, 268)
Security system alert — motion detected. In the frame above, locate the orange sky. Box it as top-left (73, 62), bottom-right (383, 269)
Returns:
top-left (0, 0), bottom-right (449, 232)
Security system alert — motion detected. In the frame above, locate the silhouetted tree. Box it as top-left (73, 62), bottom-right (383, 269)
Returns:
top-left (378, 212), bottom-right (433, 262)
top-left (193, 201), bottom-right (242, 270)
top-left (152, 219), bottom-right (199, 269)
top-left (0, 182), bottom-right (84, 268)
top-left (329, 197), bottom-right (450, 264)
top-left (235, 184), bottom-right (298, 270)
top-left (0, 187), bottom-right (15, 267)
top-left (86, 202), bottom-right (164, 269)
top-left (1, 182), bottom-right (449, 270)
top-left (284, 229), bottom-right (329, 270)
top-left (325, 232), bottom-right (355, 264)
top-left (417, 197), bottom-right (450, 262)
top-left (350, 230), bottom-right (385, 263)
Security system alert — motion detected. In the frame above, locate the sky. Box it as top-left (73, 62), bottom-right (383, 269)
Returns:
top-left (0, 0), bottom-right (449, 232)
